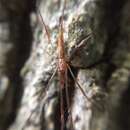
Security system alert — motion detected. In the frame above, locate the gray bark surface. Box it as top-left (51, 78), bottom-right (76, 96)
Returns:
top-left (0, 0), bottom-right (130, 130)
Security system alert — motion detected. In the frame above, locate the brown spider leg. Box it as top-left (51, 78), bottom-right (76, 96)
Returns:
top-left (39, 65), bottom-right (58, 99)
top-left (67, 64), bottom-right (91, 101)
top-left (67, 64), bottom-right (103, 111)
top-left (21, 66), bottom-right (58, 130)
top-left (69, 33), bottom-right (92, 61)
top-left (59, 75), bottom-right (65, 130)
top-left (33, 66), bottom-right (58, 98)
top-left (38, 9), bottom-right (51, 44)
top-left (65, 68), bottom-right (74, 130)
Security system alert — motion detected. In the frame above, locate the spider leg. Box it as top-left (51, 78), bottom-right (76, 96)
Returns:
top-left (65, 69), bottom-right (74, 130)
top-left (22, 66), bottom-right (58, 130)
top-left (67, 64), bottom-right (91, 101)
top-left (67, 64), bottom-right (103, 111)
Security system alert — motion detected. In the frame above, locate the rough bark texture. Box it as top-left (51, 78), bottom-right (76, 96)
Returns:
top-left (0, 0), bottom-right (130, 130)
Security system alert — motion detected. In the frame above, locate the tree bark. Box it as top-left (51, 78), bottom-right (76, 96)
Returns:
top-left (0, 0), bottom-right (130, 130)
